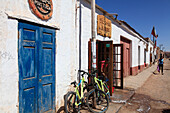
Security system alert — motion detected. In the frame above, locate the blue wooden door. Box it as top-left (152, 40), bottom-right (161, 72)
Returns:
top-left (18, 22), bottom-right (56, 113)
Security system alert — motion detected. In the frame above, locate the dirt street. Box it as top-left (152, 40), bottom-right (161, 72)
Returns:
top-left (57, 59), bottom-right (170, 113)
top-left (118, 58), bottom-right (170, 113)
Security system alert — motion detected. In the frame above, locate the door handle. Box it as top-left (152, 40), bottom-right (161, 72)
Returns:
top-left (39, 79), bottom-right (42, 82)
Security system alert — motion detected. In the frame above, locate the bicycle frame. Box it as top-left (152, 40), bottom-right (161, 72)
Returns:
top-left (66, 70), bottom-right (109, 113)
top-left (74, 76), bottom-right (86, 106)
top-left (94, 76), bottom-right (110, 96)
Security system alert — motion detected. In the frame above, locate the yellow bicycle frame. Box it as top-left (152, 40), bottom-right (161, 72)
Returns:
top-left (74, 76), bottom-right (86, 106)
top-left (94, 76), bottom-right (110, 95)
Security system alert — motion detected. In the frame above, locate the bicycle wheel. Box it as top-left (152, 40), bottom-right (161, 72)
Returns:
top-left (65, 91), bottom-right (79, 113)
top-left (86, 89), bottom-right (109, 113)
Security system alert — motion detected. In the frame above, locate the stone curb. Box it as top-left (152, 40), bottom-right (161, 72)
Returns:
top-left (110, 89), bottom-right (135, 104)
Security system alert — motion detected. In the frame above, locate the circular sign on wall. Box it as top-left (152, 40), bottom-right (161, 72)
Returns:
top-left (28, 0), bottom-right (53, 20)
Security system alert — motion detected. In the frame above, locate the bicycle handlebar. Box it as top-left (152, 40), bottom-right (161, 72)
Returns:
top-left (78, 70), bottom-right (88, 77)
top-left (78, 69), bottom-right (98, 77)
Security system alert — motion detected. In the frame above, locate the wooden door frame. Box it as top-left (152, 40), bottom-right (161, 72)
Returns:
top-left (88, 40), bottom-right (113, 95)
top-left (18, 22), bottom-right (56, 113)
top-left (113, 44), bottom-right (123, 89)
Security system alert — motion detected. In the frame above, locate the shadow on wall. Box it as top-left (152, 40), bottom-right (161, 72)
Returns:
top-left (56, 94), bottom-right (66, 113)
top-left (56, 106), bottom-right (65, 113)
top-left (162, 109), bottom-right (170, 113)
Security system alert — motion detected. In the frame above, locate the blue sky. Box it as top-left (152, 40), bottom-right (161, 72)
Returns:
top-left (96, 0), bottom-right (170, 52)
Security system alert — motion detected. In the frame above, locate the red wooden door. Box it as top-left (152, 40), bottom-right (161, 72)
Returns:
top-left (120, 37), bottom-right (131, 77)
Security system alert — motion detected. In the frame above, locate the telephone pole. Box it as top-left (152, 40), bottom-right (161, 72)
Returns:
top-left (91, 0), bottom-right (96, 71)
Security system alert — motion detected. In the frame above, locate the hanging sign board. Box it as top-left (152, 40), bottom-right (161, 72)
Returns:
top-left (97, 15), bottom-right (112, 38)
top-left (28, 0), bottom-right (53, 20)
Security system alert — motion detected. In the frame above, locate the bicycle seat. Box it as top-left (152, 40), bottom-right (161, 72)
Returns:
top-left (71, 81), bottom-right (77, 87)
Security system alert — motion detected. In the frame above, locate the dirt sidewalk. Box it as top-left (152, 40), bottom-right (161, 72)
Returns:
top-left (117, 58), bottom-right (170, 113)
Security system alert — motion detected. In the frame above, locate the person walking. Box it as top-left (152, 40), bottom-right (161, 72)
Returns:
top-left (158, 55), bottom-right (164, 75)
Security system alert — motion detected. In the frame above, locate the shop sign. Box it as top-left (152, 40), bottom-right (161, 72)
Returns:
top-left (28, 0), bottom-right (53, 20)
top-left (97, 15), bottom-right (112, 38)
top-left (106, 44), bottom-right (110, 47)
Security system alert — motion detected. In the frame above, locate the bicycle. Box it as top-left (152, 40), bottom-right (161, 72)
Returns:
top-left (94, 75), bottom-right (111, 102)
top-left (65, 70), bottom-right (109, 113)
top-left (64, 70), bottom-right (89, 113)
top-left (88, 70), bottom-right (111, 101)
top-left (84, 70), bottom-right (109, 113)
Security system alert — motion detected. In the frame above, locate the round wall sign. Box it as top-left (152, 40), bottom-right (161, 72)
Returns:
top-left (28, 0), bottom-right (53, 20)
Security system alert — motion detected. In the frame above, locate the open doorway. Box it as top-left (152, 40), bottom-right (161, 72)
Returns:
top-left (88, 40), bottom-right (114, 94)
top-left (97, 41), bottom-right (113, 95)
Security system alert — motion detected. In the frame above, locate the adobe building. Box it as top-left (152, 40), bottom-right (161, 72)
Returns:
top-left (76, 0), bottom-right (150, 91)
top-left (0, 0), bottom-right (78, 112)
top-left (144, 37), bottom-right (156, 66)
top-left (164, 52), bottom-right (170, 58)
top-left (0, 0), bottom-right (157, 112)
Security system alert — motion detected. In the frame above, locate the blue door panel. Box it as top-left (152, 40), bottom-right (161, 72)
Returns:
top-left (22, 47), bottom-right (35, 79)
top-left (40, 28), bottom-right (55, 112)
top-left (42, 44), bottom-right (53, 48)
top-left (43, 49), bottom-right (52, 75)
top-left (43, 33), bottom-right (52, 43)
top-left (19, 22), bottom-right (38, 113)
top-left (42, 84), bottom-right (52, 112)
top-left (19, 22), bottom-right (56, 113)
top-left (23, 29), bottom-right (36, 41)
top-left (23, 79), bottom-right (37, 89)
top-left (23, 88), bottom-right (36, 113)
top-left (22, 42), bottom-right (36, 47)
top-left (41, 76), bottom-right (53, 85)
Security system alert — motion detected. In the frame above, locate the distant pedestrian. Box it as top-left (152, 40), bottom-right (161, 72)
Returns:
top-left (158, 55), bottom-right (164, 75)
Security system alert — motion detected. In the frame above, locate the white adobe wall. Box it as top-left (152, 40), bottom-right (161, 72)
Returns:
top-left (0, 0), bottom-right (77, 112)
top-left (138, 40), bottom-right (146, 66)
top-left (146, 43), bottom-right (150, 65)
top-left (146, 42), bottom-right (151, 65)
top-left (147, 41), bottom-right (155, 65)
top-left (55, 0), bottom-right (77, 109)
top-left (0, 13), bottom-right (18, 113)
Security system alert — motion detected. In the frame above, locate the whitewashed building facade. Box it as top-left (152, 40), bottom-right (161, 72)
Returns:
top-left (0, 0), bottom-right (156, 112)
